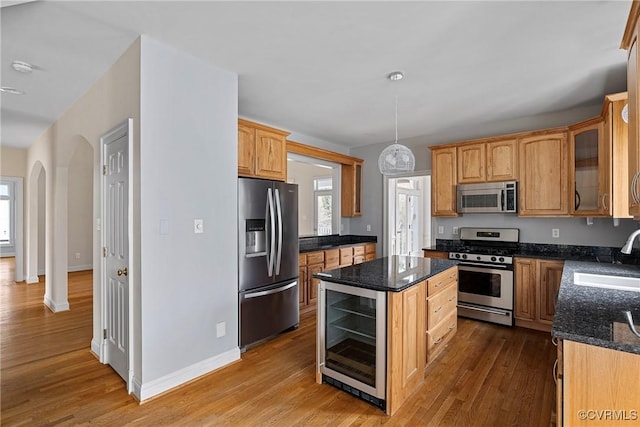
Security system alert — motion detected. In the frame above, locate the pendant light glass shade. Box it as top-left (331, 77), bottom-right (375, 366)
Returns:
top-left (379, 72), bottom-right (415, 176)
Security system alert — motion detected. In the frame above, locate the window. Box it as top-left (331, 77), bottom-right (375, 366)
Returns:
top-left (314, 177), bottom-right (332, 235)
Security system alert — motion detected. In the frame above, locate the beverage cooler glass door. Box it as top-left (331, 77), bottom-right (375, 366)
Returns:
top-left (319, 281), bottom-right (386, 399)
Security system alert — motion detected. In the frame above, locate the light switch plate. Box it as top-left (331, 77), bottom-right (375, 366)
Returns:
top-left (216, 321), bottom-right (226, 338)
top-left (194, 219), bottom-right (204, 234)
top-left (438, 226), bottom-right (444, 234)
top-left (453, 227), bottom-right (459, 235)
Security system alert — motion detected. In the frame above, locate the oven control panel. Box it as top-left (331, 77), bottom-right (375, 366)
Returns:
top-left (449, 252), bottom-right (513, 265)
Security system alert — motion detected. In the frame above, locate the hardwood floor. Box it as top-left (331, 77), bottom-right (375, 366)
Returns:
top-left (0, 257), bottom-right (556, 426)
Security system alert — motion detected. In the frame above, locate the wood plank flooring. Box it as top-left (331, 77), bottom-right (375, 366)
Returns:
top-left (0, 257), bottom-right (556, 426)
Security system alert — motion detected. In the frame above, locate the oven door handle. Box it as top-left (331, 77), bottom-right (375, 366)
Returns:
top-left (459, 262), bottom-right (509, 269)
top-left (458, 303), bottom-right (511, 316)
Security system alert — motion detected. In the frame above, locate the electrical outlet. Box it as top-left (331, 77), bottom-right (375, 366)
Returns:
top-left (216, 321), bottom-right (226, 338)
top-left (438, 226), bottom-right (444, 234)
top-left (75, 252), bottom-right (81, 259)
top-left (194, 219), bottom-right (204, 234)
top-left (452, 227), bottom-right (459, 235)
top-left (552, 228), bottom-right (560, 238)
top-left (366, 224), bottom-right (371, 232)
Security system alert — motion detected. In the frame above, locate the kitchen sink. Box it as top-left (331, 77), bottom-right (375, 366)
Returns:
top-left (573, 272), bottom-right (640, 293)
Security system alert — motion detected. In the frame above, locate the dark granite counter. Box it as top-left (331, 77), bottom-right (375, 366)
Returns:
top-left (314, 256), bottom-right (458, 292)
top-left (426, 239), bottom-right (640, 264)
top-left (299, 234), bottom-right (377, 253)
top-left (551, 260), bottom-right (640, 355)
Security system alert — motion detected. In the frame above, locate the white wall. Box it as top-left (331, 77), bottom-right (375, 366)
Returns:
top-left (138, 36), bottom-right (239, 396)
top-left (349, 102), bottom-right (639, 252)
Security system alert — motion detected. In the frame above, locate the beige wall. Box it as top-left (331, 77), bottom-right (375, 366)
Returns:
top-left (67, 142), bottom-right (92, 270)
top-left (0, 147), bottom-right (27, 177)
top-left (287, 160), bottom-right (333, 236)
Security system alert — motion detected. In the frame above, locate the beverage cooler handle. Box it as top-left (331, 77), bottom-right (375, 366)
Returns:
top-left (266, 188), bottom-right (276, 277)
top-left (275, 188), bottom-right (283, 275)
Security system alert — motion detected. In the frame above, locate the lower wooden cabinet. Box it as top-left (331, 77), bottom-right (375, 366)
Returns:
top-left (514, 258), bottom-right (564, 331)
top-left (425, 267), bottom-right (458, 363)
top-left (299, 243), bottom-right (376, 314)
top-left (558, 340), bottom-right (640, 427)
top-left (422, 250), bottom-right (450, 259)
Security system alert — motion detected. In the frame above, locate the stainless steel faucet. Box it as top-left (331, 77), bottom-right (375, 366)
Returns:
top-left (621, 229), bottom-right (640, 254)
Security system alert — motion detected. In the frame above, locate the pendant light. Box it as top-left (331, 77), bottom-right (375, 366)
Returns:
top-left (378, 71), bottom-right (415, 176)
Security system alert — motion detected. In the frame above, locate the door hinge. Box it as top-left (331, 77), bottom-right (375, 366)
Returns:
top-left (103, 329), bottom-right (107, 339)
top-left (103, 165), bottom-right (108, 175)
top-left (103, 247), bottom-right (108, 257)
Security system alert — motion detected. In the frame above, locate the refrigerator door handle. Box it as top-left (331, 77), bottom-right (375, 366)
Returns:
top-left (243, 281), bottom-right (297, 299)
top-left (266, 187), bottom-right (276, 277)
top-left (275, 188), bottom-right (283, 275)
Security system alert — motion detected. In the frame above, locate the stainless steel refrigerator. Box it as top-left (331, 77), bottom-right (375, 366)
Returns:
top-left (238, 177), bottom-right (299, 349)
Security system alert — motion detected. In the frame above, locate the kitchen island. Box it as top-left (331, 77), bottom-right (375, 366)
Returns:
top-left (315, 256), bottom-right (458, 415)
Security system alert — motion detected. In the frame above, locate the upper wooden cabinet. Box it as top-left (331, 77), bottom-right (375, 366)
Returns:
top-left (238, 119), bottom-right (290, 181)
top-left (569, 119), bottom-right (608, 216)
top-left (430, 146), bottom-right (458, 217)
top-left (341, 160), bottom-right (363, 217)
top-left (518, 132), bottom-right (569, 216)
top-left (604, 93), bottom-right (632, 218)
top-left (622, 2), bottom-right (640, 218)
top-left (457, 139), bottom-right (517, 184)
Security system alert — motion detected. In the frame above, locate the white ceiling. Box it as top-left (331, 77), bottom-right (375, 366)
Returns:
top-left (0, 1), bottom-right (633, 150)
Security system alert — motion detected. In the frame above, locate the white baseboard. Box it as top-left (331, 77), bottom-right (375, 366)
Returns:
top-left (26, 276), bottom-right (39, 284)
top-left (43, 295), bottom-right (70, 312)
top-left (91, 338), bottom-right (102, 361)
top-left (136, 347), bottom-right (241, 401)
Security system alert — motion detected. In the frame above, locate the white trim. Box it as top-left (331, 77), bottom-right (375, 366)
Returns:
top-left (135, 348), bottom-right (241, 401)
top-left (67, 264), bottom-right (92, 272)
top-left (91, 338), bottom-right (102, 360)
top-left (43, 295), bottom-right (70, 312)
top-left (0, 176), bottom-right (24, 281)
top-left (26, 275), bottom-right (39, 284)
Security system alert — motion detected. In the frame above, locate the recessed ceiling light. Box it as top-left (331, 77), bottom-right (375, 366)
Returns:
top-left (11, 60), bottom-right (33, 74)
top-left (0, 87), bottom-right (25, 95)
top-left (387, 71), bottom-right (404, 81)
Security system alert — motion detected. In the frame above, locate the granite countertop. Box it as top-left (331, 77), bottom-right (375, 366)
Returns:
top-left (299, 234), bottom-right (377, 253)
top-left (551, 260), bottom-right (640, 355)
top-left (314, 256), bottom-right (458, 292)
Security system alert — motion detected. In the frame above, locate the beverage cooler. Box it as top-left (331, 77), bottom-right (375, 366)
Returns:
top-left (317, 280), bottom-right (386, 410)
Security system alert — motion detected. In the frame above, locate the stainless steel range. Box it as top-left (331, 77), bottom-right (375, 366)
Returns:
top-left (449, 227), bottom-right (519, 326)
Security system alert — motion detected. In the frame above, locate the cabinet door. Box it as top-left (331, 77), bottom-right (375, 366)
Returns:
top-left (255, 129), bottom-right (287, 181)
top-left (519, 133), bottom-right (569, 216)
top-left (341, 161), bottom-right (363, 217)
top-left (608, 97), bottom-right (631, 218)
top-left (299, 265), bottom-right (308, 307)
top-left (538, 260), bottom-right (563, 323)
top-left (487, 139), bottom-right (517, 181)
top-left (628, 34), bottom-right (640, 217)
top-left (514, 258), bottom-right (536, 321)
top-left (307, 263), bottom-right (323, 307)
top-left (431, 147), bottom-right (458, 217)
top-left (457, 143), bottom-right (485, 183)
top-left (569, 121), bottom-right (608, 216)
top-left (387, 281), bottom-right (426, 416)
top-left (238, 123), bottom-right (255, 177)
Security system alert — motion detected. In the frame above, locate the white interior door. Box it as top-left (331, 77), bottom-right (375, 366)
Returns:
top-left (388, 175), bottom-right (431, 256)
top-left (102, 124), bottom-right (129, 383)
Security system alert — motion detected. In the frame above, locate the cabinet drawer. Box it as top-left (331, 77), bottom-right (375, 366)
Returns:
top-left (426, 311), bottom-right (457, 363)
top-left (339, 247), bottom-right (353, 265)
top-left (353, 255), bottom-right (365, 265)
top-left (365, 243), bottom-right (376, 254)
top-left (306, 251), bottom-right (324, 265)
top-left (353, 245), bottom-right (365, 256)
top-left (427, 285), bottom-right (458, 330)
top-left (426, 268), bottom-right (457, 297)
top-left (299, 254), bottom-right (307, 266)
top-left (324, 249), bottom-right (340, 269)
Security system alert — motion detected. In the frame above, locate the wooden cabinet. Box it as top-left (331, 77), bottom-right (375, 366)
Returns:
top-left (324, 249), bottom-right (339, 270)
top-left (299, 251), bottom-right (324, 314)
top-left (487, 139), bottom-right (518, 181)
top-left (425, 267), bottom-right (458, 364)
top-left (623, 3), bottom-right (640, 218)
top-left (430, 146), bottom-right (458, 217)
top-left (387, 281), bottom-right (426, 416)
top-left (559, 340), bottom-right (640, 427)
top-left (422, 250), bottom-right (449, 259)
top-left (342, 160), bottom-right (363, 217)
top-left (365, 243), bottom-right (376, 261)
top-left (238, 119), bottom-right (289, 181)
top-left (569, 119), bottom-right (609, 216)
top-left (514, 258), bottom-right (564, 331)
top-left (604, 93), bottom-right (632, 219)
top-left (518, 132), bottom-right (569, 216)
top-left (457, 143), bottom-right (486, 183)
top-left (339, 247), bottom-right (353, 267)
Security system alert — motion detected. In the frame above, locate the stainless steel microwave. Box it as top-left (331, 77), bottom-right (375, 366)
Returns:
top-left (456, 181), bottom-right (517, 214)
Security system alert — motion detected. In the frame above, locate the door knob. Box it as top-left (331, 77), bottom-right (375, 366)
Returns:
top-left (117, 267), bottom-right (128, 277)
